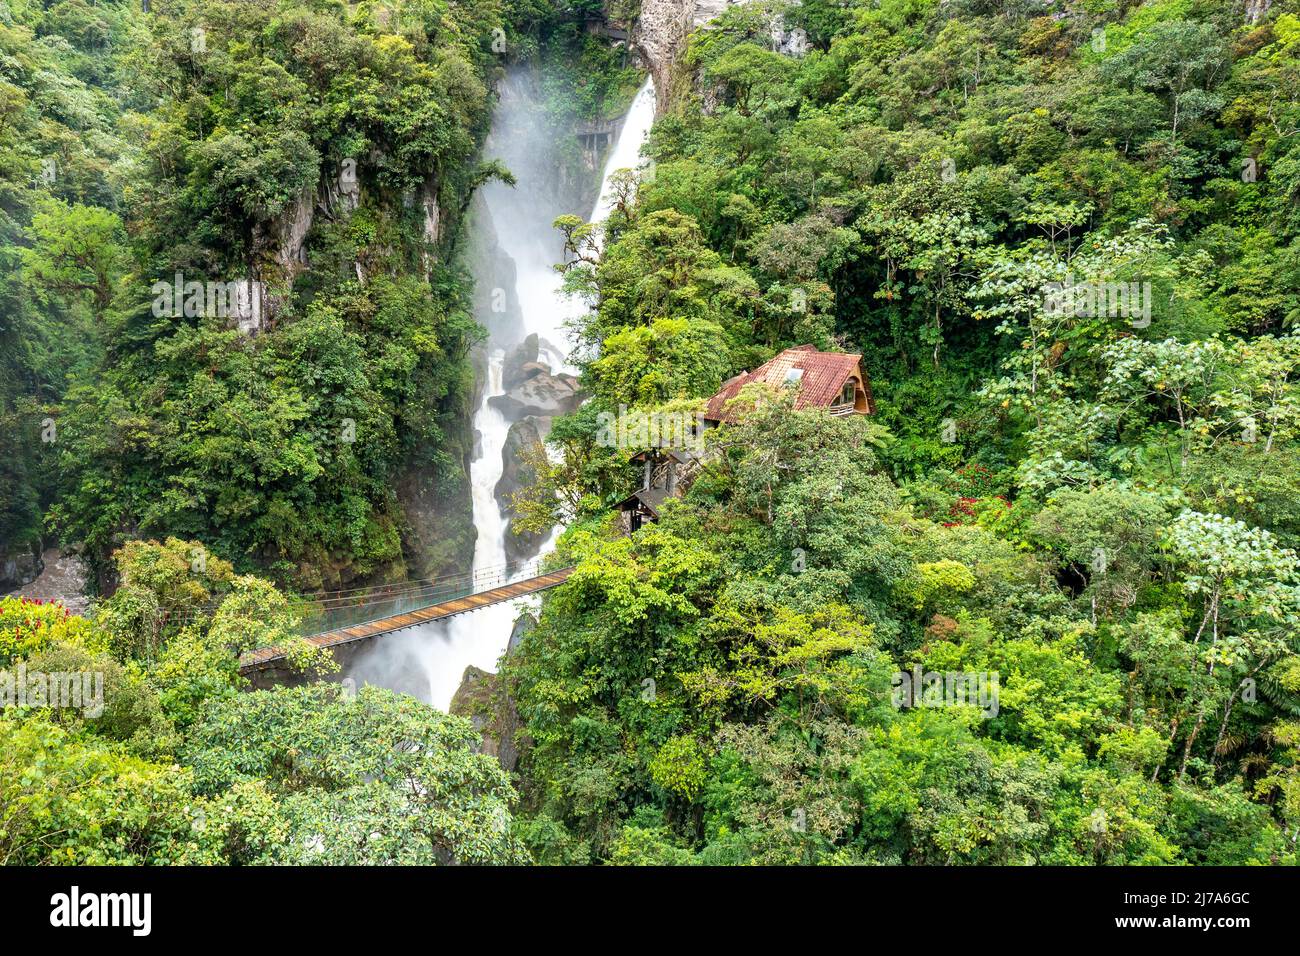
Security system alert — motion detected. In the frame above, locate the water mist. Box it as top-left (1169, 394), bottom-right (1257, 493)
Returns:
top-left (347, 75), bottom-right (657, 710)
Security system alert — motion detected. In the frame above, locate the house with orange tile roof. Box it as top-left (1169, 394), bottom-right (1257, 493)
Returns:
top-left (703, 345), bottom-right (874, 424)
top-left (616, 346), bottom-right (874, 532)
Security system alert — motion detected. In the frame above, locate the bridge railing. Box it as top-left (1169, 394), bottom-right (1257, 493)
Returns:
top-left (292, 557), bottom-right (552, 636)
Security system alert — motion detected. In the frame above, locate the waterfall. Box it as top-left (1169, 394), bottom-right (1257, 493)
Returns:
top-left (591, 81), bottom-right (658, 227)
top-left (346, 77), bottom-right (657, 710)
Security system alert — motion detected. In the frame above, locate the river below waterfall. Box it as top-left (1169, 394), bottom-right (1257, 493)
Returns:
top-left (345, 76), bottom-right (657, 710)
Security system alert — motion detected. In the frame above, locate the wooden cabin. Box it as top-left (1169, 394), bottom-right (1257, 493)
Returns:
top-left (703, 345), bottom-right (874, 425)
top-left (617, 347), bottom-right (873, 531)
top-left (616, 448), bottom-right (700, 533)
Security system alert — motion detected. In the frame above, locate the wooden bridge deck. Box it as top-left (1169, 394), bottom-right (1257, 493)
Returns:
top-left (238, 566), bottom-right (574, 674)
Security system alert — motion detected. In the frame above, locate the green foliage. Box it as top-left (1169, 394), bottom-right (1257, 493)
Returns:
top-left (183, 683), bottom-right (527, 864)
top-left (2, 0), bottom-right (502, 588)
top-left (24, 641), bottom-right (179, 759)
top-left (903, 560), bottom-right (977, 613)
top-left (0, 713), bottom-right (197, 865)
top-left (503, 0), bottom-right (1300, 863)
top-left (94, 537), bottom-right (234, 661)
top-left (7, 0), bottom-right (1300, 869)
top-left (0, 595), bottom-right (105, 664)
top-left (649, 735), bottom-right (707, 800)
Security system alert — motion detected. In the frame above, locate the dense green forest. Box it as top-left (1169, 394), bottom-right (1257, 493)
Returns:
top-left (0, 0), bottom-right (606, 864)
top-left (510, 0), bottom-right (1300, 864)
top-left (0, 0), bottom-right (630, 590)
top-left (4, 0), bottom-right (1300, 866)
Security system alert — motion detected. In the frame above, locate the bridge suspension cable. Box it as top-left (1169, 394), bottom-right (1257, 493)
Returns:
top-left (296, 558), bottom-right (550, 611)
top-left (109, 558), bottom-right (560, 638)
top-left (295, 556), bottom-right (549, 602)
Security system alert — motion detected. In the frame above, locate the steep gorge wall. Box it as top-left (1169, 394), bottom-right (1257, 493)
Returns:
top-left (634, 0), bottom-right (744, 112)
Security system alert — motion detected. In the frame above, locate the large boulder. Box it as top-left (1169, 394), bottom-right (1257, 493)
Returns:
top-left (495, 417), bottom-right (553, 563)
top-left (516, 362), bottom-right (551, 384)
top-left (507, 612), bottom-right (537, 657)
top-left (448, 665), bottom-right (523, 773)
top-left (494, 416), bottom-right (550, 510)
top-left (502, 333), bottom-right (540, 390)
top-left (488, 368), bottom-right (581, 420)
top-left (1, 547), bottom-right (43, 592)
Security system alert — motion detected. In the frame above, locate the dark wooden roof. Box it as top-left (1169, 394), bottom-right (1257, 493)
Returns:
top-left (704, 346), bottom-right (870, 423)
top-left (616, 487), bottom-right (671, 517)
top-left (629, 448), bottom-right (702, 465)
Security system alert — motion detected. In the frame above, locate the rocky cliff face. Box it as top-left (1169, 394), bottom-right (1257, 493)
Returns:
top-left (1246, 0), bottom-right (1272, 24)
top-left (241, 186), bottom-right (317, 334)
top-left (0, 546), bottom-right (42, 592)
top-left (464, 191), bottom-right (526, 345)
top-left (487, 334), bottom-right (578, 563)
top-left (3, 548), bottom-right (89, 616)
top-left (449, 665), bottom-right (525, 773)
top-left (634, 0), bottom-right (695, 112)
top-left (495, 416), bottom-right (552, 562)
top-left (395, 455), bottom-right (476, 584)
top-left (448, 613), bottom-right (537, 771)
top-left (635, 0), bottom-right (751, 111)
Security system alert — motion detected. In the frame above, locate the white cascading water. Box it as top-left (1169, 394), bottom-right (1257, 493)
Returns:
top-left (351, 78), bottom-right (656, 710)
top-left (589, 81), bottom-right (659, 228)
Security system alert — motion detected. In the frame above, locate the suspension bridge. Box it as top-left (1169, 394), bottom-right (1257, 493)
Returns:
top-left (238, 558), bottom-right (574, 677)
